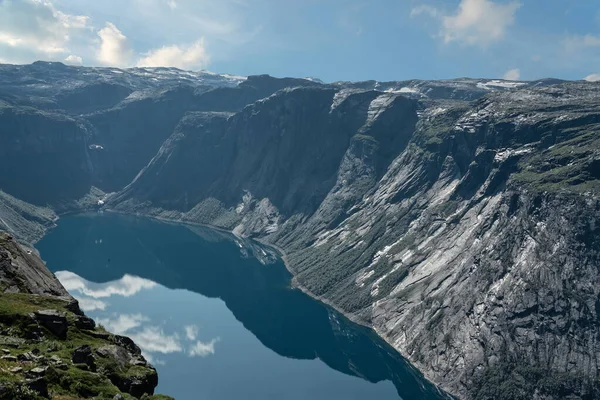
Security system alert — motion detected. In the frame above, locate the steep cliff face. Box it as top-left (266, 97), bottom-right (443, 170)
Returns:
top-left (1, 62), bottom-right (600, 399)
top-left (112, 81), bottom-right (600, 399)
top-left (86, 76), bottom-right (319, 192)
top-left (0, 66), bottom-right (319, 214)
top-left (0, 104), bottom-right (93, 206)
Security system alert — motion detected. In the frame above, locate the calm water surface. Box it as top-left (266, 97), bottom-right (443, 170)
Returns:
top-left (36, 213), bottom-right (449, 400)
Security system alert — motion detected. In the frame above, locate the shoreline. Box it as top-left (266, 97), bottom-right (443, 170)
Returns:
top-left (100, 208), bottom-right (373, 329)
top-left (45, 208), bottom-right (455, 399)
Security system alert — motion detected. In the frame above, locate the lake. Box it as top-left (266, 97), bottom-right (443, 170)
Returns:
top-left (36, 212), bottom-right (450, 400)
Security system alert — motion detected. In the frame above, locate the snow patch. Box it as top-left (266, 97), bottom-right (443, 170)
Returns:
top-left (477, 80), bottom-right (527, 90)
top-left (355, 270), bottom-right (375, 288)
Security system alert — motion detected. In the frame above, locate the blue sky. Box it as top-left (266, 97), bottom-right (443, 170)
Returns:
top-left (0, 0), bottom-right (599, 82)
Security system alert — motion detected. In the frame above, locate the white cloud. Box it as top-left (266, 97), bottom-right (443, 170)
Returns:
top-left (410, 5), bottom-right (440, 18)
top-left (96, 314), bottom-right (150, 335)
top-left (77, 297), bottom-right (107, 312)
top-left (56, 271), bottom-right (157, 299)
top-left (92, 312), bottom-right (184, 363)
top-left (65, 54), bottom-right (83, 65)
top-left (442, 0), bottom-right (520, 46)
top-left (0, 0), bottom-right (90, 59)
top-left (129, 327), bottom-right (183, 354)
top-left (97, 22), bottom-right (133, 67)
top-left (585, 74), bottom-right (600, 82)
top-left (136, 38), bottom-right (209, 69)
top-left (184, 325), bottom-right (199, 341)
top-left (563, 34), bottom-right (600, 52)
top-left (413, 0), bottom-right (520, 47)
top-left (167, 0), bottom-right (177, 10)
top-left (575, 34), bottom-right (600, 47)
top-left (503, 68), bottom-right (520, 80)
top-left (188, 338), bottom-right (220, 357)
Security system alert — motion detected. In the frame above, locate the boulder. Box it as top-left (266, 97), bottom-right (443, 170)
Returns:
top-left (63, 298), bottom-right (84, 315)
top-left (49, 355), bottom-right (61, 363)
top-left (110, 367), bottom-right (158, 398)
top-left (74, 315), bottom-right (96, 330)
top-left (72, 345), bottom-right (96, 371)
top-left (18, 351), bottom-right (42, 362)
top-left (25, 366), bottom-right (48, 379)
top-left (88, 330), bottom-right (111, 340)
top-left (113, 335), bottom-right (142, 356)
top-left (26, 377), bottom-right (48, 398)
top-left (96, 345), bottom-right (132, 366)
top-left (34, 309), bottom-right (68, 339)
top-left (55, 362), bottom-right (68, 371)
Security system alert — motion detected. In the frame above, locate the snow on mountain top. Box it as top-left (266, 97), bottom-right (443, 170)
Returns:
top-left (476, 80), bottom-right (527, 90)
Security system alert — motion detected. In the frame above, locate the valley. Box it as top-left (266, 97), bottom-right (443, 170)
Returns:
top-left (0, 61), bottom-right (599, 399)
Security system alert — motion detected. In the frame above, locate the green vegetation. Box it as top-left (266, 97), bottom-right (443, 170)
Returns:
top-left (415, 105), bottom-right (469, 153)
top-left (0, 293), bottom-right (169, 400)
top-left (512, 125), bottom-right (600, 194)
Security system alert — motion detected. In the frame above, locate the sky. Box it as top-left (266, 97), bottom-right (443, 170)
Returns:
top-left (0, 0), bottom-right (599, 83)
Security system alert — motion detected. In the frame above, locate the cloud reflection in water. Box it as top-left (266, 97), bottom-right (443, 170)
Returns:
top-left (56, 271), bottom-right (220, 363)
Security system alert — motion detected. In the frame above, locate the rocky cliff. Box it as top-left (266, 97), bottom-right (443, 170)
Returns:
top-left (0, 62), bottom-right (599, 399)
top-left (0, 231), bottom-right (171, 399)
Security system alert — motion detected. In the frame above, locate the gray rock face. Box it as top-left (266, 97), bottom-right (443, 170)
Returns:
top-left (0, 232), bottom-right (68, 296)
top-left (74, 315), bottom-right (96, 330)
top-left (1, 62), bottom-right (600, 399)
top-left (96, 345), bottom-right (134, 366)
top-left (109, 364), bottom-right (158, 398)
top-left (34, 310), bottom-right (68, 339)
top-left (111, 81), bottom-right (600, 399)
top-left (72, 344), bottom-right (96, 371)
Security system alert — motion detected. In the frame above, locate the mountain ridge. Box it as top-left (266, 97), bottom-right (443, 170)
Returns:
top-left (1, 62), bottom-right (599, 400)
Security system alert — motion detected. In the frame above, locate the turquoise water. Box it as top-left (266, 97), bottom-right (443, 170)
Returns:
top-left (36, 213), bottom-right (449, 400)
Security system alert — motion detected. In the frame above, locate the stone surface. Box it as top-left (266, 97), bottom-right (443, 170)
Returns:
top-left (34, 309), bottom-right (68, 339)
top-left (72, 345), bottom-right (96, 371)
top-left (96, 345), bottom-right (132, 366)
top-left (110, 366), bottom-right (158, 399)
top-left (26, 366), bottom-right (48, 378)
top-left (0, 232), bottom-right (68, 296)
top-left (25, 377), bottom-right (48, 398)
top-left (75, 315), bottom-right (96, 330)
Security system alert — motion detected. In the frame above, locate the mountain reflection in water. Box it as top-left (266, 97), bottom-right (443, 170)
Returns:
top-left (37, 213), bottom-right (451, 400)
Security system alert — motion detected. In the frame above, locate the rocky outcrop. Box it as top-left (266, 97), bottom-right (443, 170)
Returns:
top-left (0, 231), bottom-right (66, 295)
top-left (0, 231), bottom-right (169, 399)
top-left (33, 310), bottom-right (68, 339)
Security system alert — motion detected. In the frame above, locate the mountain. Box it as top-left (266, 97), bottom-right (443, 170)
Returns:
top-left (1, 61), bottom-right (599, 400)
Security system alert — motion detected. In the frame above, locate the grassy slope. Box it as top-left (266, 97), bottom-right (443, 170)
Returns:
top-left (0, 293), bottom-right (172, 400)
